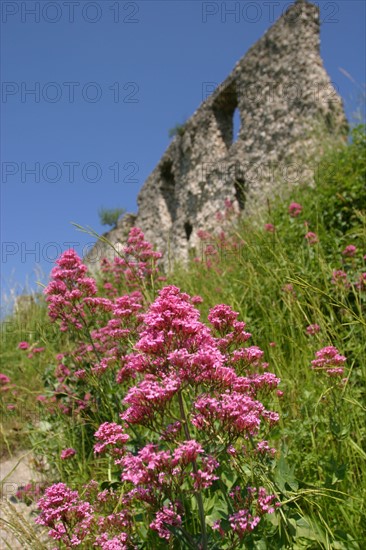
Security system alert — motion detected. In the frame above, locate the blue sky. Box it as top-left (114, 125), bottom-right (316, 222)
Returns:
top-left (1, 0), bottom-right (365, 310)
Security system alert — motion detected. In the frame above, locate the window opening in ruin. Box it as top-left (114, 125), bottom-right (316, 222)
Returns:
top-left (160, 160), bottom-right (177, 222)
top-left (234, 178), bottom-right (246, 210)
top-left (184, 222), bottom-right (193, 241)
top-left (213, 82), bottom-right (241, 149)
top-left (233, 107), bottom-right (241, 142)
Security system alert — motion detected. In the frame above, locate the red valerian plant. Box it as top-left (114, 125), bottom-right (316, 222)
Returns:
top-left (36, 230), bottom-right (281, 549)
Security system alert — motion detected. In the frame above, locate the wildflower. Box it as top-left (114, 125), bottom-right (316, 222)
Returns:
top-left (36, 483), bottom-right (94, 545)
top-left (264, 223), bottom-right (275, 233)
top-left (208, 304), bottom-right (239, 331)
top-left (305, 231), bottom-right (318, 245)
top-left (44, 249), bottom-right (97, 331)
top-left (229, 509), bottom-right (261, 536)
top-left (306, 323), bottom-right (320, 335)
top-left (18, 341), bottom-right (29, 350)
top-left (94, 422), bottom-right (130, 454)
top-left (60, 448), bottom-right (76, 460)
top-left (332, 270), bottom-right (348, 287)
top-left (150, 505), bottom-right (182, 540)
top-left (311, 346), bottom-right (346, 377)
top-left (356, 272), bottom-right (366, 291)
top-left (191, 455), bottom-right (219, 489)
top-left (212, 519), bottom-right (225, 536)
top-left (282, 283), bottom-right (296, 297)
top-left (0, 373), bottom-right (10, 385)
top-left (288, 202), bottom-right (302, 217)
top-left (342, 244), bottom-right (357, 257)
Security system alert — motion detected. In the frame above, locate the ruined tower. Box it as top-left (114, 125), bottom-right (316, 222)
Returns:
top-left (86, 0), bottom-right (347, 269)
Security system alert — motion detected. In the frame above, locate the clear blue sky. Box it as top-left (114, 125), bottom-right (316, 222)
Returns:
top-left (1, 0), bottom-right (365, 310)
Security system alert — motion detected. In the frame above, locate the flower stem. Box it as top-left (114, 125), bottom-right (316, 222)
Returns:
top-left (178, 391), bottom-right (208, 550)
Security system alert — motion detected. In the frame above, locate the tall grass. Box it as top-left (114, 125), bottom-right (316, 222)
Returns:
top-left (0, 125), bottom-right (365, 548)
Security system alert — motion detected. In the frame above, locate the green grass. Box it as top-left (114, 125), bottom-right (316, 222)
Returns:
top-left (0, 125), bottom-right (365, 548)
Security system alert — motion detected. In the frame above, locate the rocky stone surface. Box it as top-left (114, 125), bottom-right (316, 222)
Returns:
top-left (85, 0), bottom-right (347, 270)
top-left (0, 452), bottom-right (48, 548)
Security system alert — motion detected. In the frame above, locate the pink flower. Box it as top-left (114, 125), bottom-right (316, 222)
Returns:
top-left (36, 483), bottom-right (94, 545)
top-left (150, 505), bottom-right (182, 540)
top-left (311, 346), bottom-right (346, 377)
top-left (264, 223), bottom-right (275, 233)
top-left (60, 448), bottom-right (76, 460)
top-left (332, 270), bottom-right (348, 287)
top-left (36, 395), bottom-right (47, 402)
top-left (94, 422), bottom-right (129, 454)
top-left (305, 232), bottom-right (318, 245)
top-left (229, 509), bottom-right (261, 536)
top-left (356, 272), bottom-right (366, 291)
top-left (0, 373), bottom-right (10, 385)
top-left (44, 249), bottom-right (99, 331)
top-left (342, 244), bottom-right (357, 257)
top-left (208, 304), bottom-right (239, 331)
top-left (18, 341), bottom-right (29, 350)
top-left (306, 324), bottom-right (320, 335)
top-left (288, 202), bottom-right (302, 218)
top-left (282, 283), bottom-right (296, 297)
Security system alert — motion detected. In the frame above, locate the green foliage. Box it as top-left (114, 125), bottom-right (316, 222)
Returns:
top-left (1, 126), bottom-right (365, 547)
top-left (311, 124), bottom-right (365, 236)
top-left (98, 206), bottom-right (125, 227)
top-left (168, 123), bottom-right (186, 138)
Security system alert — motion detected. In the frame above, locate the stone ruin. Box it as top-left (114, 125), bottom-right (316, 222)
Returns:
top-left (86, 0), bottom-right (348, 271)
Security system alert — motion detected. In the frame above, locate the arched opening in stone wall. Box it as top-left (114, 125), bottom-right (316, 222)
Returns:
top-left (233, 107), bottom-right (241, 142)
top-left (160, 160), bottom-right (177, 222)
top-left (184, 221), bottom-right (193, 241)
top-left (213, 82), bottom-right (241, 149)
top-left (234, 177), bottom-right (247, 210)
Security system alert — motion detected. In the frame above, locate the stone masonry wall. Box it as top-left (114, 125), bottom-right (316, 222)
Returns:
top-left (85, 0), bottom-right (348, 271)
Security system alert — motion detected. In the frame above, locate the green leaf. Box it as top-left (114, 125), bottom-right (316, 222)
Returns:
top-left (274, 454), bottom-right (298, 492)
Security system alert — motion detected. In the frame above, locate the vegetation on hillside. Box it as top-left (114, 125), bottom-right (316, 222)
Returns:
top-left (0, 126), bottom-right (365, 549)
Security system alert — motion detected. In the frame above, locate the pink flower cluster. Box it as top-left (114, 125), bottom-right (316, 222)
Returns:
top-left (94, 422), bottom-right (130, 455)
top-left (288, 202), bottom-right (302, 218)
top-left (101, 227), bottom-right (163, 293)
top-left (264, 223), bottom-right (275, 233)
top-left (214, 486), bottom-right (277, 540)
top-left (305, 231), bottom-right (319, 245)
top-left (16, 482), bottom-right (47, 505)
top-left (306, 323), bottom-right (320, 335)
top-left (18, 341), bottom-right (29, 350)
top-left (342, 244), bottom-right (357, 257)
top-left (150, 504), bottom-right (182, 540)
top-left (311, 346), bottom-right (347, 377)
top-left (332, 270), bottom-right (348, 287)
top-left (0, 373), bottom-right (10, 385)
top-left (35, 483), bottom-right (94, 546)
top-left (44, 249), bottom-right (97, 331)
top-left (36, 235), bottom-right (281, 546)
top-left (60, 448), bottom-right (76, 460)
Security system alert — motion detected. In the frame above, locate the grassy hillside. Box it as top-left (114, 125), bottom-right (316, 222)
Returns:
top-left (0, 125), bottom-right (365, 549)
